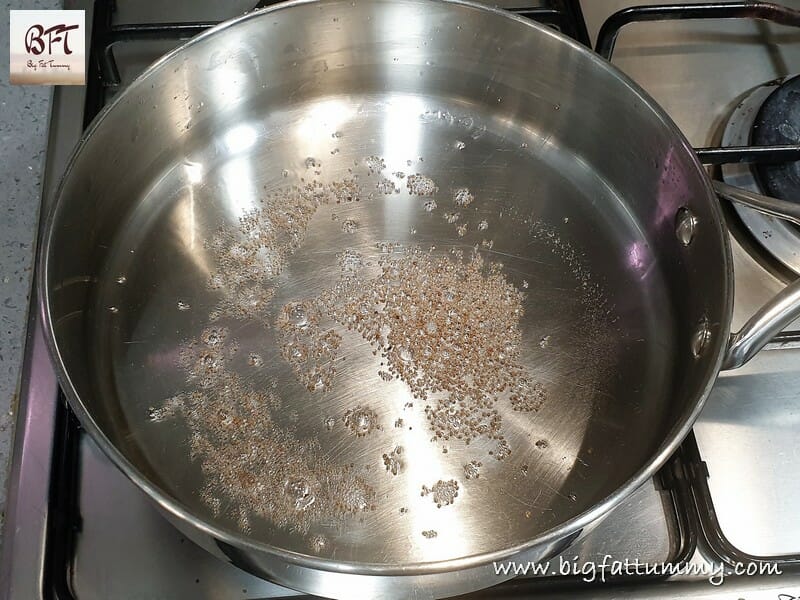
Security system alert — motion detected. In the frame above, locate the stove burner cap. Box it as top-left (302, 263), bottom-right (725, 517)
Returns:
top-left (752, 74), bottom-right (800, 202)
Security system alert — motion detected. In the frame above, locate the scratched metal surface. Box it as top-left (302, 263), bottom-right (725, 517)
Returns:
top-left (84, 90), bottom-right (671, 562)
top-left (70, 430), bottom-right (674, 599)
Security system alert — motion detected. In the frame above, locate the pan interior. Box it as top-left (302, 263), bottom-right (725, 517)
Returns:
top-left (84, 89), bottom-right (677, 564)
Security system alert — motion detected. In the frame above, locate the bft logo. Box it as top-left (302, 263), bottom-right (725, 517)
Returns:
top-left (25, 23), bottom-right (80, 56)
top-left (10, 10), bottom-right (85, 85)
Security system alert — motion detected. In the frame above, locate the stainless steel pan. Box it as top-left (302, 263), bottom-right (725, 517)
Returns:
top-left (39, 1), bottom-right (800, 598)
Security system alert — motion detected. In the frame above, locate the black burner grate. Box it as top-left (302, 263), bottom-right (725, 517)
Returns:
top-left (596, 1), bottom-right (800, 167)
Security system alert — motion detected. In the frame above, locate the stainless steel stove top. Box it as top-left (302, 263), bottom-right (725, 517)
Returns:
top-left (3, 1), bottom-right (800, 598)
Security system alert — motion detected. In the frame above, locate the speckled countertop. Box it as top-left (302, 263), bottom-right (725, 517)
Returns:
top-left (0, 0), bottom-right (61, 537)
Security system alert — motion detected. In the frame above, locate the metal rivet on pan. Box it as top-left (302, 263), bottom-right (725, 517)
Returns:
top-left (690, 317), bottom-right (711, 358)
top-left (675, 207), bottom-right (698, 246)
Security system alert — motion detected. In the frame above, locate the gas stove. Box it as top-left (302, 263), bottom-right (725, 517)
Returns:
top-left (3, 1), bottom-right (800, 598)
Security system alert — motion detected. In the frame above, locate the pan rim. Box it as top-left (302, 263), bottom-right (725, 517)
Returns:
top-left (37, 0), bottom-right (733, 578)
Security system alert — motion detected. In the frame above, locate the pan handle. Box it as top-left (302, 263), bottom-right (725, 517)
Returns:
top-left (721, 279), bottom-right (800, 370)
top-left (713, 181), bottom-right (800, 227)
top-left (712, 180), bottom-right (800, 370)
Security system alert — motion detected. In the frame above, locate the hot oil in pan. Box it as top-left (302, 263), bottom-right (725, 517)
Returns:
top-left (93, 95), bottom-right (675, 561)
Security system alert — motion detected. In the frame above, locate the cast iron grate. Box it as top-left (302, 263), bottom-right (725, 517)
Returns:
top-left (596, 1), bottom-right (800, 167)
